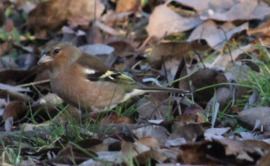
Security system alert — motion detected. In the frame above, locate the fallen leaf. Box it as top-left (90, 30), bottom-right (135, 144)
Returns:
top-left (116, 0), bottom-right (140, 12)
top-left (179, 141), bottom-right (224, 165)
top-left (138, 136), bottom-right (160, 149)
top-left (136, 149), bottom-right (168, 164)
top-left (169, 122), bottom-right (211, 141)
top-left (179, 67), bottom-right (227, 107)
top-left (132, 125), bottom-right (169, 145)
top-left (120, 141), bottom-right (150, 163)
top-left (179, 139), bottom-right (262, 165)
top-left (205, 87), bottom-right (233, 115)
top-left (238, 107), bottom-right (270, 132)
top-left (102, 11), bottom-right (132, 26)
top-left (108, 41), bottom-right (135, 58)
top-left (79, 44), bottom-right (115, 56)
top-left (27, 0), bottom-right (105, 35)
top-left (218, 139), bottom-right (263, 162)
top-left (148, 41), bottom-right (209, 68)
top-left (247, 20), bottom-right (270, 37)
top-left (201, 0), bottom-right (270, 21)
top-left (187, 20), bottom-right (249, 50)
top-left (146, 5), bottom-right (203, 39)
top-left (4, 117), bottom-right (13, 132)
top-left (210, 44), bottom-right (252, 69)
top-left (179, 104), bottom-right (206, 123)
top-left (174, 0), bottom-right (235, 13)
top-left (3, 101), bottom-right (28, 121)
top-left (136, 97), bottom-right (171, 122)
top-left (67, 0), bottom-right (105, 28)
top-left (165, 137), bottom-right (186, 147)
top-left (53, 144), bottom-right (97, 165)
top-left (204, 127), bottom-right (231, 140)
top-left (100, 113), bottom-right (133, 124)
top-left (38, 93), bottom-right (63, 105)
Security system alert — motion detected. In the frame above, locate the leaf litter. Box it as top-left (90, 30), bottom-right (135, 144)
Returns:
top-left (1, 0), bottom-right (270, 165)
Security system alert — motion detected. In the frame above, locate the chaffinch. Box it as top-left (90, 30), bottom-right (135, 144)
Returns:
top-left (38, 42), bottom-right (189, 112)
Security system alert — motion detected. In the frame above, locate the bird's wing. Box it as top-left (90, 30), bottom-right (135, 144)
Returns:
top-left (76, 53), bottom-right (137, 85)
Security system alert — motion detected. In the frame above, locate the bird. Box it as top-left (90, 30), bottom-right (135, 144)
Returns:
top-left (38, 42), bottom-right (189, 112)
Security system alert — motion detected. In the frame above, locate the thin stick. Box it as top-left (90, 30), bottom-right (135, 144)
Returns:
top-left (18, 79), bottom-right (50, 87)
top-left (138, 35), bottom-right (152, 51)
top-left (218, 27), bottom-right (233, 63)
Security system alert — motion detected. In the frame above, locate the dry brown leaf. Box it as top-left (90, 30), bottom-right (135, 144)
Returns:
top-left (136, 149), bottom-right (168, 164)
top-left (179, 67), bottom-right (227, 107)
top-left (198, 0), bottom-right (270, 21)
top-left (179, 139), bottom-right (262, 165)
top-left (108, 41), bottom-right (135, 57)
top-left (204, 127), bottom-right (231, 140)
top-left (79, 44), bottom-right (114, 56)
top-left (132, 125), bottom-right (169, 146)
top-left (247, 20), bottom-right (270, 37)
top-left (148, 42), bottom-right (209, 67)
top-left (179, 141), bottom-right (222, 165)
top-left (169, 122), bottom-right (211, 141)
top-left (120, 141), bottom-right (150, 162)
top-left (100, 113), bottom-right (133, 124)
top-left (174, 0), bottom-right (235, 12)
top-left (27, 0), bottom-right (68, 36)
top-left (53, 144), bottom-right (97, 165)
top-left (146, 5), bottom-right (203, 39)
top-left (67, 0), bottom-right (104, 28)
top-left (187, 20), bottom-right (249, 50)
top-left (95, 20), bottom-right (123, 36)
top-left (116, 0), bottom-right (140, 13)
top-left (176, 0), bottom-right (270, 20)
top-left (165, 137), bottom-right (186, 147)
top-left (37, 93), bottom-right (63, 105)
top-left (218, 139), bottom-right (263, 162)
top-left (210, 44), bottom-right (252, 68)
top-left (179, 104), bottom-right (206, 123)
top-left (27, 0), bottom-right (104, 35)
top-left (136, 97), bottom-right (171, 122)
top-left (102, 11), bottom-right (132, 26)
top-left (137, 136), bottom-right (160, 149)
top-left (3, 101), bottom-right (28, 121)
top-left (238, 107), bottom-right (270, 132)
top-left (205, 87), bottom-right (233, 115)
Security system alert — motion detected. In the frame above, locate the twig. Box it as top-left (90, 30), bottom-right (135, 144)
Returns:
top-left (218, 27), bottom-right (233, 63)
top-left (161, 56), bottom-right (169, 83)
top-left (195, 51), bottom-right (206, 68)
top-left (138, 35), bottom-right (152, 51)
top-left (18, 79), bottom-right (50, 87)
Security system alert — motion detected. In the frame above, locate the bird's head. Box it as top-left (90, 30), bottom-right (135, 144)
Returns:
top-left (38, 42), bottom-right (81, 67)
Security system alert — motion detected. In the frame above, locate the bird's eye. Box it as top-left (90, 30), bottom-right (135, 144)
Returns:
top-left (54, 49), bottom-right (60, 54)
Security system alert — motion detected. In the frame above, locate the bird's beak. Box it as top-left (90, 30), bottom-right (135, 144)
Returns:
top-left (38, 54), bottom-right (53, 65)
